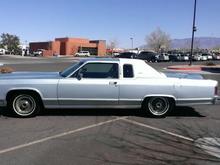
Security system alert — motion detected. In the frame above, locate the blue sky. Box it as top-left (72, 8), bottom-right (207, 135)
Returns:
top-left (0, 0), bottom-right (219, 48)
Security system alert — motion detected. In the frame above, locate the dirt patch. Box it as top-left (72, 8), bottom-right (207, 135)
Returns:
top-left (0, 66), bottom-right (14, 73)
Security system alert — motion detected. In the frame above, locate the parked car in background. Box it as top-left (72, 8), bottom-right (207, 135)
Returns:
top-left (201, 54), bottom-right (208, 61)
top-left (115, 52), bottom-right (137, 59)
top-left (180, 54), bottom-right (189, 61)
top-left (192, 54), bottom-right (202, 61)
top-left (158, 53), bottom-right (169, 62)
top-left (176, 54), bottom-right (183, 61)
top-left (169, 54), bottom-right (181, 62)
top-left (112, 52), bottom-right (120, 56)
top-left (213, 53), bottom-right (220, 60)
top-left (33, 49), bottom-right (44, 56)
top-left (206, 53), bottom-right (213, 60)
top-left (136, 51), bottom-right (158, 62)
top-left (75, 51), bottom-right (90, 57)
top-left (0, 48), bottom-right (6, 55)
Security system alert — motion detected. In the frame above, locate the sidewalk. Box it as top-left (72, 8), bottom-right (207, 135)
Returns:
top-left (167, 65), bottom-right (202, 71)
top-left (167, 65), bottom-right (220, 73)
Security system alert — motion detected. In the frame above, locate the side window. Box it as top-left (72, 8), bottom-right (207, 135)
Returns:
top-left (123, 64), bottom-right (134, 78)
top-left (77, 63), bottom-right (118, 79)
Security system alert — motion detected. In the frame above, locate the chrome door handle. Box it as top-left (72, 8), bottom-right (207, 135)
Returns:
top-left (109, 81), bottom-right (117, 85)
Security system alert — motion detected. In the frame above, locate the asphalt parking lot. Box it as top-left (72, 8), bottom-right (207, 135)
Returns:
top-left (1, 56), bottom-right (220, 165)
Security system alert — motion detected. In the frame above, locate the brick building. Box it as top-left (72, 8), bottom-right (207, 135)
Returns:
top-left (29, 37), bottom-right (106, 56)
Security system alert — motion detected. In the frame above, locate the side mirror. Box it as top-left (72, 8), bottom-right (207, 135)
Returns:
top-left (77, 73), bottom-right (83, 80)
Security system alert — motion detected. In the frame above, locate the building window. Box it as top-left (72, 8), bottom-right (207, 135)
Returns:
top-left (123, 64), bottom-right (134, 78)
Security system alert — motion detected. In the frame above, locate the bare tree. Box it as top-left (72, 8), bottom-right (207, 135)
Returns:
top-left (184, 40), bottom-right (191, 51)
top-left (184, 38), bottom-right (200, 51)
top-left (194, 39), bottom-right (200, 50)
top-left (146, 28), bottom-right (171, 53)
top-left (107, 39), bottom-right (119, 55)
top-left (212, 45), bottom-right (220, 52)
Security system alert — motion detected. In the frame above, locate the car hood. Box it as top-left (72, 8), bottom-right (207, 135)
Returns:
top-left (0, 72), bottom-right (61, 79)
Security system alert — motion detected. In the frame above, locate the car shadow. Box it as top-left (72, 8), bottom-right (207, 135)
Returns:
top-left (0, 106), bottom-right (205, 118)
top-left (40, 108), bottom-right (142, 117)
top-left (169, 106), bottom-right (205, 117)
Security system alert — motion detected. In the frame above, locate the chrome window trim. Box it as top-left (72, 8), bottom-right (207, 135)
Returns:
top-left (66, 61), bottom-right (120, 79)
top-left (123, 64), bottom-right (134, 78)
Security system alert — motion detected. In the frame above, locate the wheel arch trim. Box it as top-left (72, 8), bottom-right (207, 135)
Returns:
top-left (143, 94), bottom-right (176, 99)
top-left (142, 94), bottom-right (176, 105)
top-left (6, 88), bottom-right (44, 102)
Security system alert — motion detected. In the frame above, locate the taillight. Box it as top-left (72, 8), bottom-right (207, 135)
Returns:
top-left (215, 86), bottom-right (218, 95)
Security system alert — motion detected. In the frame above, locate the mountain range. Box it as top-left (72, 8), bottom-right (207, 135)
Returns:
top-left (171, 37), bottom-right (220, 49)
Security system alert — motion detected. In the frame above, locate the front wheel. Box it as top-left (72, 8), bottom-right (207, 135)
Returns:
top-left (8, 94), bottom-right (40, 117)
top-left (143, 97), bottom-right (174, 117)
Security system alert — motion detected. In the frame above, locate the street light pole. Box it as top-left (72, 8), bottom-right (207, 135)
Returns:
top-left (189, 0), bottom-right (197, 66)
top-left (130, 37), bottom-right (133, 50)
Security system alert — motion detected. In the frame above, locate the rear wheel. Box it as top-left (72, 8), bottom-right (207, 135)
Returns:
top-left (8, 93), bottom-right (41, 117)
top-left (143, 97), bottom-right (174, 117)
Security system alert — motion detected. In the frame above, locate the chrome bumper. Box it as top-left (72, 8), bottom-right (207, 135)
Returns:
top-left (213, 96), bottom-right (220, 104)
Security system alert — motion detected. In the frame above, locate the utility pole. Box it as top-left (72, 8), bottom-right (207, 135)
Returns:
top-left (189, 0), bottom-right (197, 65)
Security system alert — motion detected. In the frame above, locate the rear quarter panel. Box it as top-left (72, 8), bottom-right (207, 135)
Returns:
top-left (119, 77), bottom-right (217, 106)
top-left (175, 79), bottom-right (217, 99)
top-left (119, 78), bottom-right (176, 102)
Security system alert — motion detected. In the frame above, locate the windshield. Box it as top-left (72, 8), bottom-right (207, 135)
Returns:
top-left (60, 61), bottom-right (84, 77)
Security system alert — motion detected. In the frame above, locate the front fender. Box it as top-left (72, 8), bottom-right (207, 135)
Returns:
top-left (6, 87), bottom-right (44, 99)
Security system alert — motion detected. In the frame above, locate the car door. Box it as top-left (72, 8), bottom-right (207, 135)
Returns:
top-left (58, 62), bottom-right (119, 107)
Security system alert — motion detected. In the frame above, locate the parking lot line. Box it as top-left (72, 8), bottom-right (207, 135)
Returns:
top-left (122, 118), bottom-right (194, 142)
top-left (0, 117), bottom-right (127, 155)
